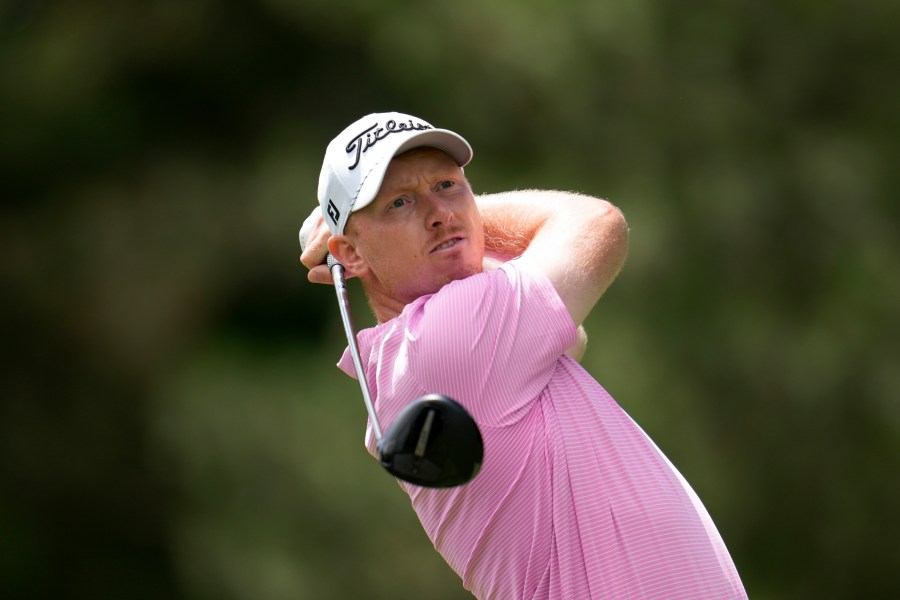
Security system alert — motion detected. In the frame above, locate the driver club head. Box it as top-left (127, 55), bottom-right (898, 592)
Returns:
top-left (378, 394), bottom-right (484, 488)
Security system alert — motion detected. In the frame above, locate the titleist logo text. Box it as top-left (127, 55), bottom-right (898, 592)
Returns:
top-left (345, 119), bottom-right (432, 170)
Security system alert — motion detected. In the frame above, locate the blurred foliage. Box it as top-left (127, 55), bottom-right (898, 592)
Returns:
top-left (1, 0), bottom-right (899, 598)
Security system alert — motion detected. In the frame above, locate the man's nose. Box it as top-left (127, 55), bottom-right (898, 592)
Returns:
top-left (424, 194), bottom-right (453, 229)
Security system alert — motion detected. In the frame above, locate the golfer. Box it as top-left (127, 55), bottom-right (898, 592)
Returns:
top-left (300, 112), bottom-right (747, 599)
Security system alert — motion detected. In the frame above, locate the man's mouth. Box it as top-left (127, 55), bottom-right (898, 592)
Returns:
top-left (431, 237), bottom-right (464, 253)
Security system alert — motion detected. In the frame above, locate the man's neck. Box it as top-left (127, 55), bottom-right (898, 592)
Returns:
top-left (362, 262), bottom-right (489, 324)
top-left (361, 281), bottom-right (407, 324)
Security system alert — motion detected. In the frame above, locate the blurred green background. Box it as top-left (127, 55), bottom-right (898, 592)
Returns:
top-left (2, 1), bottom-right (898, 598)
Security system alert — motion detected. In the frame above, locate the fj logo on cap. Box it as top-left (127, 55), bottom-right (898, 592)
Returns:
top-left (327, 199), bottom-right (341, 225)
top-left (345, 119), bottom-right (432, 170)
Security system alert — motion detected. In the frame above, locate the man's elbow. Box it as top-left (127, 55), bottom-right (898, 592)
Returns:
top-left (586, 200), bottom-right (629, 286)
top-left (594, 199), bottom-right (629, 250)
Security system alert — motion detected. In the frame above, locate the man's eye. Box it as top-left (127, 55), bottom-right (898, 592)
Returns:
top-left (439, 181), bottom-right (454, 190)
top-left (391, 198), bottom-right (407, 208)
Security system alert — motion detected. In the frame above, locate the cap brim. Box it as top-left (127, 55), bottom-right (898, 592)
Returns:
top-left (394, 129), bottom-right (473, 168)
top-left (353, 129), bottom-right (473, 215)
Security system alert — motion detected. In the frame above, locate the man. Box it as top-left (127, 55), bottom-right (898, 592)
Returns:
top-left (299, 112), bottom-right (747, 599)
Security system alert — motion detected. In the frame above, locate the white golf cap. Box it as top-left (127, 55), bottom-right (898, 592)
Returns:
top-left (315, 112), bottom-right (473, 235)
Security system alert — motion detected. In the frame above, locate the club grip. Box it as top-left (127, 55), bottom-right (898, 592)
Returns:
top-left (326, 253), bottom-right (340, 269)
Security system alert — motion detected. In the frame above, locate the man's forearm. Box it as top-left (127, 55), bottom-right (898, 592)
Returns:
top-left (476, 190), bottom-right (553, 260)
top-left (476, 189), bottom-right (626, 264)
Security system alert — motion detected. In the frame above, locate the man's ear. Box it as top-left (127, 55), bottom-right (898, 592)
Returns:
top-left (327, 235), bottom-right (369, 278)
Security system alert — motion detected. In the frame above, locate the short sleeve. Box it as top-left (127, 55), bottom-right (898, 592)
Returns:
top-left (405, 258), bottom-right (578, 427)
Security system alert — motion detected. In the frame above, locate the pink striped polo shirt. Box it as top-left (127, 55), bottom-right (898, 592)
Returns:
top-left (338, 259), bottom-right (747, 599)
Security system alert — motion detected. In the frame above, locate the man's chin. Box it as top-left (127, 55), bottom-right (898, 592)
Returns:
top-left (447, 259), bottom-right (483, 283)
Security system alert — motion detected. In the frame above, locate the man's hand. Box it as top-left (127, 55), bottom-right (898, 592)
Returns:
top-left (298, 206), bottom-right (334, 284)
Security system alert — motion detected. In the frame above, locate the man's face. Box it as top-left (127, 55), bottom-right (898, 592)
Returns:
top-left (346, 148), bottom-right (485, 305)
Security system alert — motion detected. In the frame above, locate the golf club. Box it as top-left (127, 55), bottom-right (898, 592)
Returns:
top-left (327, 253), bottom-right (484, 488)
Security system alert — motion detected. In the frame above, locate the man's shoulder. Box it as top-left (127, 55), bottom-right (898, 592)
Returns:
top-left (415, 264), bottom-right (513, 317)
top-left (400, 259), bottom-right (550, 320)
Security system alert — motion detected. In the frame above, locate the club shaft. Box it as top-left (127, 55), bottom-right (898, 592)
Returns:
top-left (328, 255), bottom-right (384, 441)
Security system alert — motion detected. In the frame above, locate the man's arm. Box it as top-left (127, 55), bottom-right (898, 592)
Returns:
top-left (477, 190), bottom-right (629, 327)
top-left (483, 251), bottom-right (589, 362)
